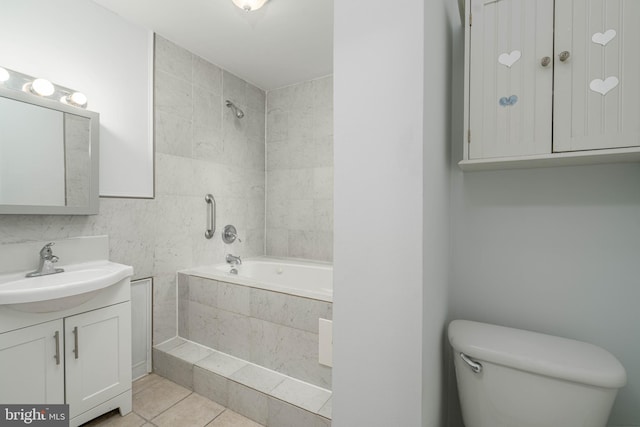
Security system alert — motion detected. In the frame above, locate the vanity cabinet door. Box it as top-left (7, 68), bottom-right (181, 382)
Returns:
top-left (468, 0), bottom-right (554, 159)
top-left (553, 0), bottom-right (640, 152)
top-left (65, 302), bottom-right (131, 418)
top-left (0, 319), bottom-right (64, 404)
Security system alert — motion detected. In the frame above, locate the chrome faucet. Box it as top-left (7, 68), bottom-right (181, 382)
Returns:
top-left (226, 254), bottom-right (242, 266)
top-left (26, 242), bottom-right (65, 277)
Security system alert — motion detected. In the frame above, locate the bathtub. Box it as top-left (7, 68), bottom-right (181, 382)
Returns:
top-left (184, 257), bottom-right (333, 302)
top-left (178, 256), bottom-right (334, 389)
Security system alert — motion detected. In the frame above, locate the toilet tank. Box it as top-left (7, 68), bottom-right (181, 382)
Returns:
top-left (448, 320), bottom-right (627, 427)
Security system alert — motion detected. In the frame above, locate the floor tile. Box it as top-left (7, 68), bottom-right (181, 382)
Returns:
top-left (207, 410), bottom-right (263, 427)
top-left (152, 393), bottom-right (225, 427)
top-left (133, 377), bottom-right (191, 420)
top-left (81, 411), bottom-right (146, 427)
top-left (133, 373), bottom-right (163, 395)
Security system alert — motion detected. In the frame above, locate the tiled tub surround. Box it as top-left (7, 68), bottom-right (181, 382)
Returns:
top-left (266, 76), bottom-right (333, 261)
top-left (153, 338), bottom-right (331, 427)
top-left (176, 270), bottom-right (333, 390)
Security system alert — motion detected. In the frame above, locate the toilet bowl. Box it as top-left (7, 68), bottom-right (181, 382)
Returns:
top-left (448, 320), bottom-right (626, 427)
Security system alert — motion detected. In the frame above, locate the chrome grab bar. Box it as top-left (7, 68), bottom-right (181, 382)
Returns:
top-left (205, 194), bottom-right (216, 239)
top-left (459, 352), bottom-right (482, 373)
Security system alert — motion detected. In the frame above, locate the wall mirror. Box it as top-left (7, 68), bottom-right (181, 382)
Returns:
top-left (0, 86), bottom-right (99, 215)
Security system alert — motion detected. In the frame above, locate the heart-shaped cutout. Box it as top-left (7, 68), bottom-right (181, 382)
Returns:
top-left (590, 76), bottom-right (619, 95)
top-left (498, 50), bottom-right (521, 68)
top-left (499, 95), bottom-right (519, 107)
top-left (592, 29), bottom-right (616, 46)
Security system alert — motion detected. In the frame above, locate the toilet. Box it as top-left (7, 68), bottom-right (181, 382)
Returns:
top-left (448, 320), bottom-right (627, 427)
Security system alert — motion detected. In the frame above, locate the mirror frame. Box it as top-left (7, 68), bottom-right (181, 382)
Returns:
top-left (0, 86), bottom-right (99, 215)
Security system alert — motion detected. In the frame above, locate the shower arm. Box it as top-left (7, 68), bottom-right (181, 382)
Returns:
top-left (225, 100), bottom-right (245, 119)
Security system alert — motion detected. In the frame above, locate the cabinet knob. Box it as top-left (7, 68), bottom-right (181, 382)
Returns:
top-left (559, 51), bottom-right (571, 62)
top-left (541, 56), bottom-right (551, 67)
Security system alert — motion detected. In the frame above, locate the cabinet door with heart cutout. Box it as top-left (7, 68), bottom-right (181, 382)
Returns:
top-left (469, 0), bottom-right (554, 159)
top-left (554, 0), bottom-right (640, 152)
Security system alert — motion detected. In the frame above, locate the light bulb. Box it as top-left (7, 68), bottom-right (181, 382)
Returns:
top-left (0, 67), bottom-right (9, 83)
top-left (62, 91), bottom-right (88, 107)
top-left (31, 78), bottom-right (55, 96)
top-left (232, 0), bottom-right (269, 12)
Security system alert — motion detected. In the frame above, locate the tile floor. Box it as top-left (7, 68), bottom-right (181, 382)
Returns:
top-left (82, 374), bottom-right (263, 427)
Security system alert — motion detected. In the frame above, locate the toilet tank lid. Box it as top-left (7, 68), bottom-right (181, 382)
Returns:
top-left (448, 320), bottom-right (627, 388)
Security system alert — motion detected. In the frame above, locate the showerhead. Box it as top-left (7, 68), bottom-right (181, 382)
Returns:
top-left (225, 100), bottom-right (245, 119)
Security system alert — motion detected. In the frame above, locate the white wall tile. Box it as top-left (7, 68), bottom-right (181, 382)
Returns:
top-left (265, 76), bottom-right (333, 261)
top-left (227, 382), bottom-right (268, 425)
top-left (193, 367), bottom-right (229, 407)
top-left (155, 70), bottom-right (193, 121)
top-left (155, 110), bottom-right (193, 157)
top-left (155, 36), bottom-right (192, 82)
top-left (193, 55), bottom-right (222, 96)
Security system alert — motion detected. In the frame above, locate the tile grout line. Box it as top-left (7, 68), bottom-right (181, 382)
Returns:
top-left (144, 390), bottom-right (194, 424)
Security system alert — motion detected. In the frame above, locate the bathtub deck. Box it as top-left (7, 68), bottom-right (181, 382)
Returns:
top-left (153, 337), bottom-right (331, 427)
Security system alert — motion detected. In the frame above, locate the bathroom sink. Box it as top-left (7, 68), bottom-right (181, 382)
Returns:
top-left (0, 261), bottom-right (133, 313)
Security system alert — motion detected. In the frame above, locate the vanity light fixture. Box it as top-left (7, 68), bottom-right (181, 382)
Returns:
top-left (0, 66), bottom-right (89, 109)
top-left (232, 0), bottom-right (269, 12)
top-left (30, 78), bottom-right (56, 97)
top-left (0, 67), bottom-right (9, 83)
top-left (61, 91), bottom-right (88, 108)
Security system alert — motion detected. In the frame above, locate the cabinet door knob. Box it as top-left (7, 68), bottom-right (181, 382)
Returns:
top-left (559, 51), bottom-right (571, 62)
top-left (541, 56), bottom-right (551, 67)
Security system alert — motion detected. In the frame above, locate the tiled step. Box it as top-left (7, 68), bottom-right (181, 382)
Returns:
top-left (153, 337), bottom-right (332, 427)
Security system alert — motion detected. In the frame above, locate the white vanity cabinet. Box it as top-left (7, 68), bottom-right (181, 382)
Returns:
top-left (65, 302), bottom-right (131, 418)
top-left (462, 0), bottom-right (640, 169)
top-left (0, 319), bottom-right (64, 404)
top-left (0, 277), bottom-right (132, 427)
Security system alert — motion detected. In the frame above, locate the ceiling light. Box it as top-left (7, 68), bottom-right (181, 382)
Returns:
top-left (0, 67), bottom-right (9, 83)
top-left (30, 78), bottom-right (55, 96)
top-left (232, 0), bottom-right (269, 12)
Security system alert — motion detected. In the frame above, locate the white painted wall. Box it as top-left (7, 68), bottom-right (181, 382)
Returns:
top-left (448, 163), bottom-right (640, 426)
top-left (0, 0), bottom-right (153, 198)
top-left (422, 0), bottom-right (457, 424)
top-left (333, 0), bottom-right (451, 425)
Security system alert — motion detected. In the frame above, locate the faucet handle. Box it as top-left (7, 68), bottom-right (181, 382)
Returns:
top-left (40, 242), bottom-right (55, 259)
top-left (222, 225), bottom-right (242, 243)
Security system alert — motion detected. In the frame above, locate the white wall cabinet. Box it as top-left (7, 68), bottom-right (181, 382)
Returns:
top-left (462, 0), bottom-right (640, 169)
